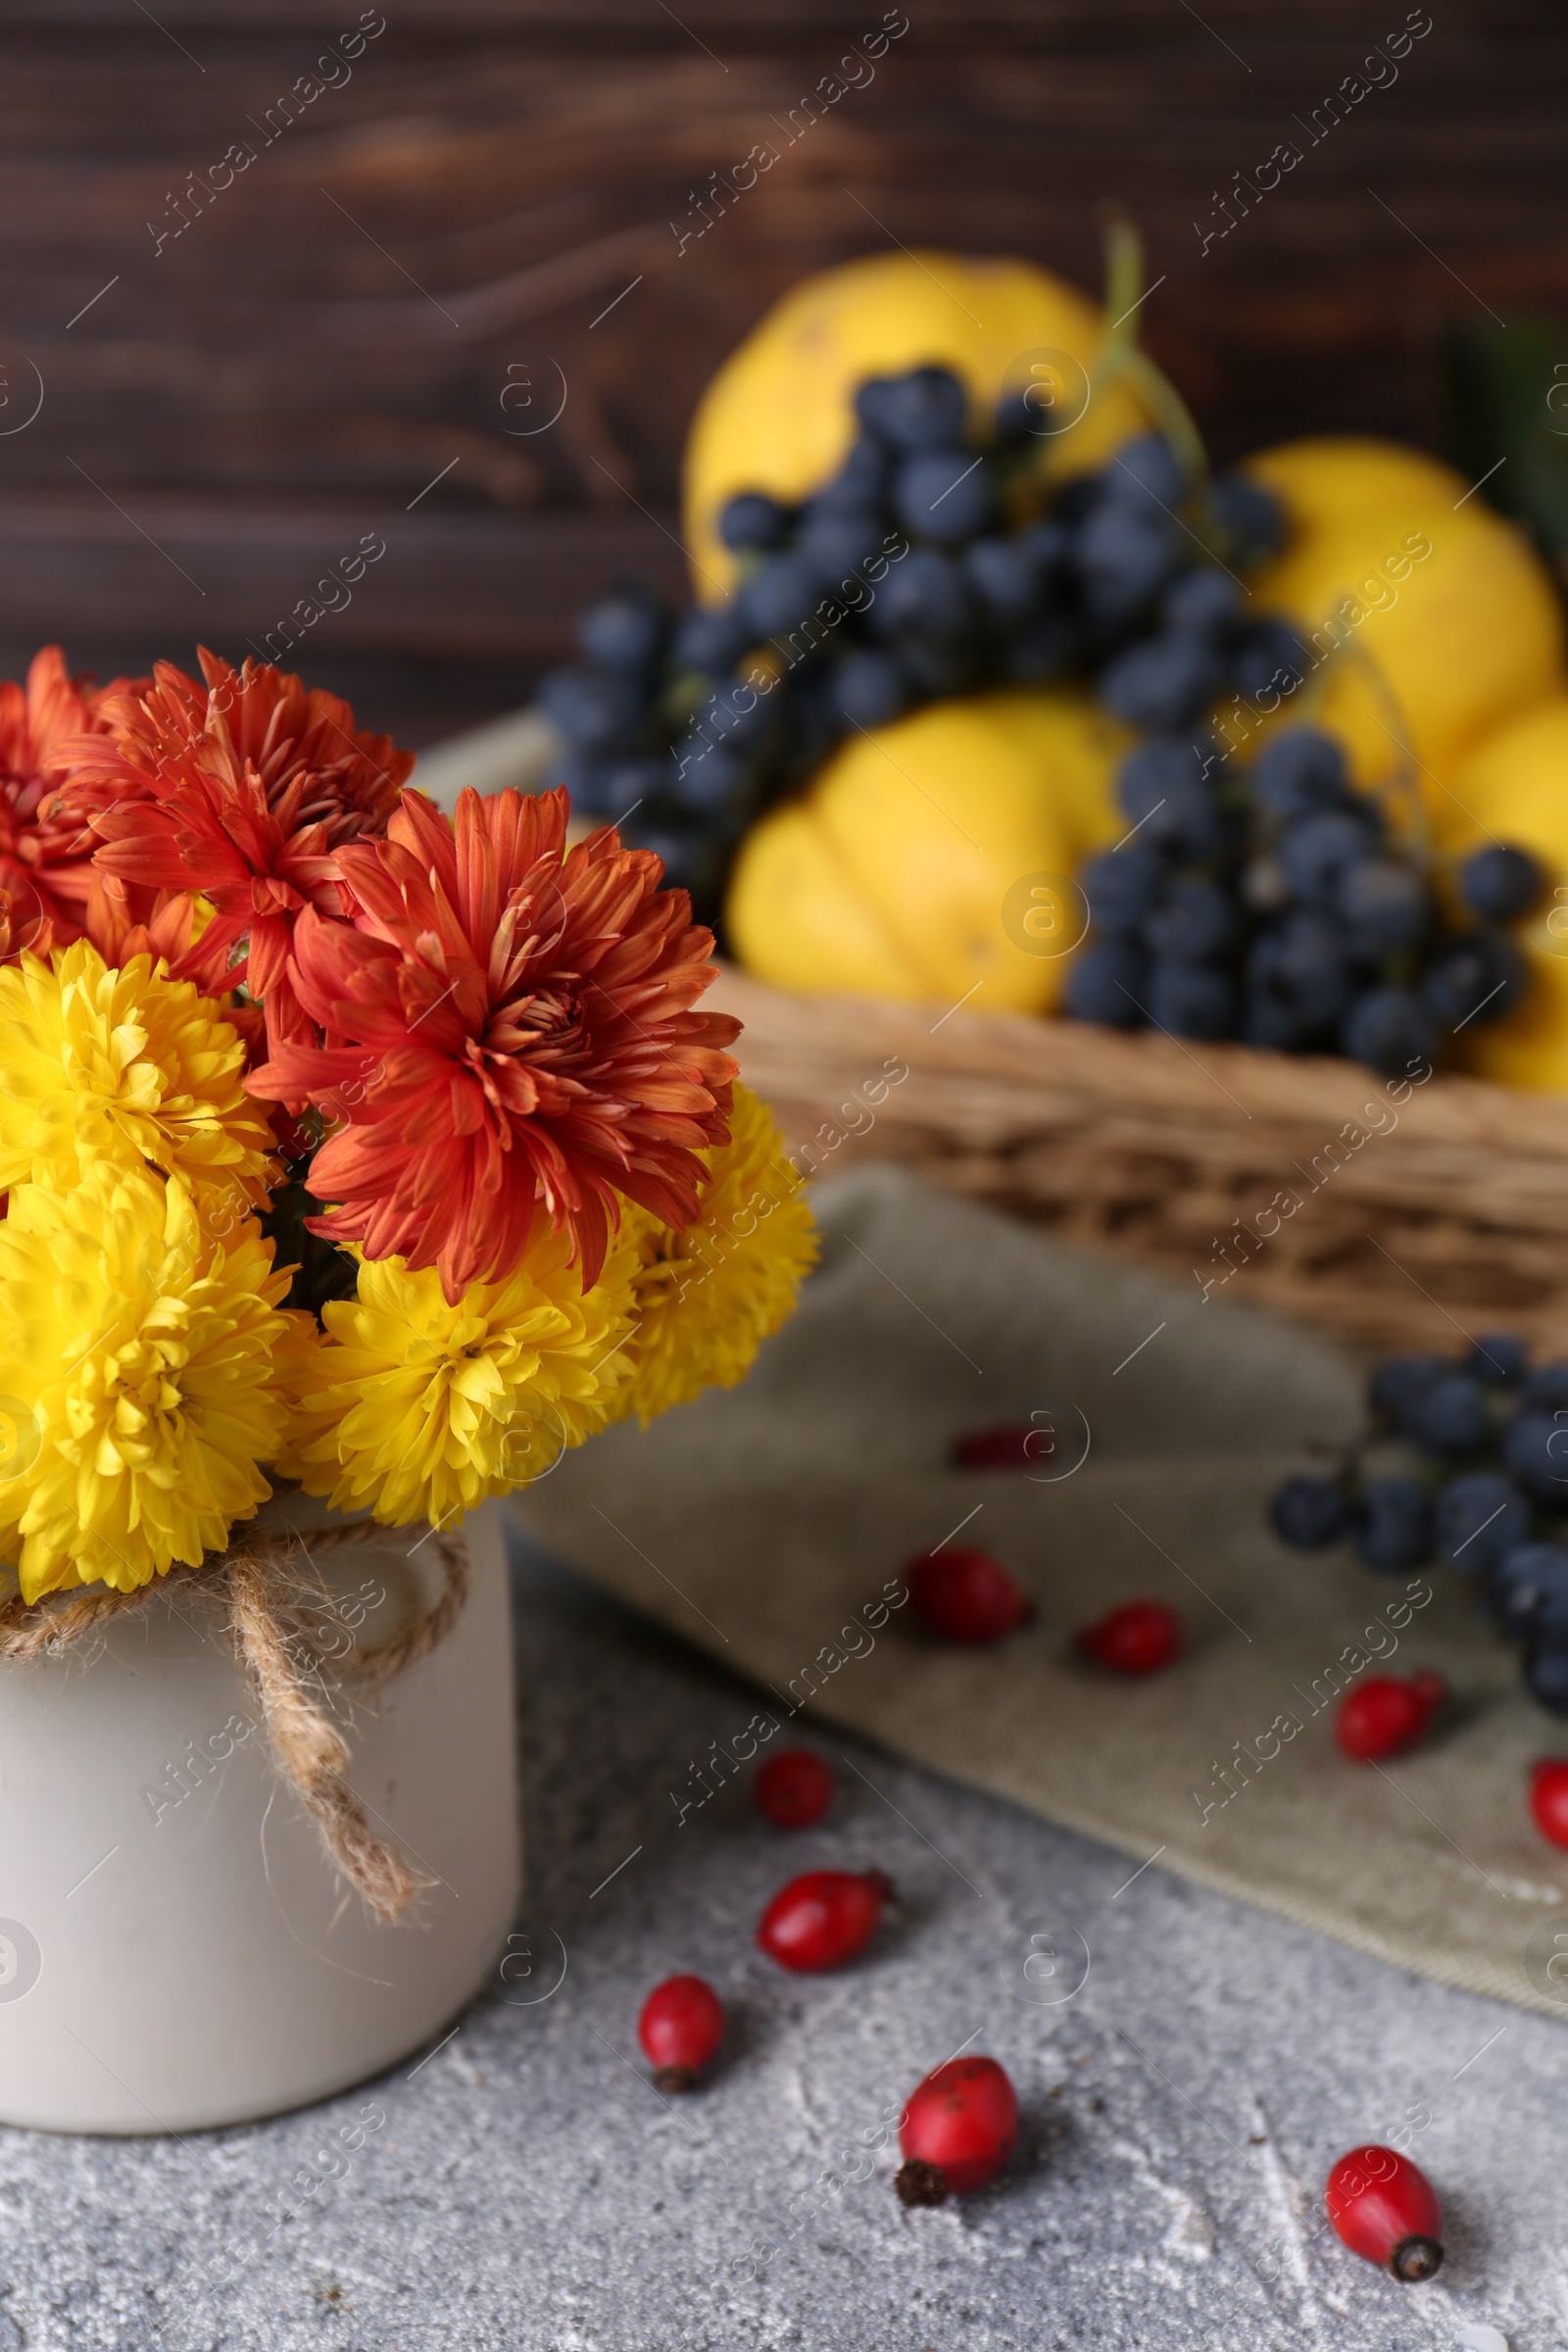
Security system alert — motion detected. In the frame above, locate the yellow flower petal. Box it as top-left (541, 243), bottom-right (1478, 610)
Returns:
top-left (614, 1082), bottom-right (817, 1428)
top-left (274, 1220), bottom-right (639, 1530)
top-left (0, 1167), bottom-right (298, 1598)
top-left (0, 941), bottom-right (276, 1221)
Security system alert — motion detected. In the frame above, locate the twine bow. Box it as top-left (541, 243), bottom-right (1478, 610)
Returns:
top-left (0, 1519), bottom-right (470, 1924)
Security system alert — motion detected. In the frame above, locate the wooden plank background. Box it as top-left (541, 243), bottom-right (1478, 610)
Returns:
top-left (0, 0), bottom-right (1558, 743)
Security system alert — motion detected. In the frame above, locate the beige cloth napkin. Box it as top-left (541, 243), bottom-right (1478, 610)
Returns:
top-left (514, 1164), bottom-right (1568, 2019)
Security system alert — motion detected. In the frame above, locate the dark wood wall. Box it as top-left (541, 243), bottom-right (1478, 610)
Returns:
top-left (1, 0), bottom-right (1558, 742)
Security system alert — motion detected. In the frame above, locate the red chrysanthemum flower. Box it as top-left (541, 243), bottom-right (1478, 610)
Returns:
top-left (62, 647), bottom-right (413, 1052)
top-left (0, 644), bottom-right (141, 953)
top-left (247, 786), bottom-right (740, 1299)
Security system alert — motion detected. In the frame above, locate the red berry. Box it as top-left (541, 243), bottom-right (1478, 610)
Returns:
top-left (755, 1748), bottom-right (834, 1830)
top-left (1335, 1672), bottom-right (1446, 1761)
top-left (1325, 2143), bottom-right (1444, 2280)
top-left (906, 1546), bottom-right (1032, 1643)
top-left (1529, 1757), bottom-right (1568, 1848)
top-left (757, 1869), bottom-right (893, 1973)
top-left (1076, 1599), bottom-right (1180, 1676)
top-left (953, 1423), bottom-right (1055, 1471)
top-left (895, 2057), bottom-right (1019, 2204)
top-left (637, 1974), bottom-right (725, 2092)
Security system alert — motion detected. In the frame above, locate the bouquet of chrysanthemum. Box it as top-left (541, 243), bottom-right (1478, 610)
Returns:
top-left (0, 643), bottom-right (813, 2127)
top-left (0, 644), bottom-right (816, 1610)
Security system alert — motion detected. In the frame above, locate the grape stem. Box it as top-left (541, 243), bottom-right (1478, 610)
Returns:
top-left (1094, 212), bottom-right (1209, 490)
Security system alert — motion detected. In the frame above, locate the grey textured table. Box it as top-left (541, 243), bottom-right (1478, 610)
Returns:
top-left (1, 1530), bottom-right (1558, 2352)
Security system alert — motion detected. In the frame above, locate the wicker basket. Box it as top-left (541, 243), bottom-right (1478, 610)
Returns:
top-left (710, 965), bottom-right (1568, 1355)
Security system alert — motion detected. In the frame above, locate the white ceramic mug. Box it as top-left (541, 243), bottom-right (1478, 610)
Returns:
top-left (0, 1496), bottom-right (520, 2133)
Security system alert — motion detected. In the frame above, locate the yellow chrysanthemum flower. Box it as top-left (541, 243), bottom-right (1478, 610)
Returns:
top-left (276, 1221), bottom-right (639, 1529)
top-left (615, 1083), bottom-right (817, 1427)
top-left (0, 1167), bottom-right (303, 1600)
top-left (0, 942), bottom-right (276, 1218)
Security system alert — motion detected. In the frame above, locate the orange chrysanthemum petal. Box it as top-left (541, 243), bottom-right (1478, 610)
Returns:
top-left (248, 786), bottom-right (739, 1299)
top-left (56, 646), bottom-right (413, 1054)
top-left (0, 645), bottom-right (144, 951)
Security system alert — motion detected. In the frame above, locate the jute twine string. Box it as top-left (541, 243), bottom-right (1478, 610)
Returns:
top-left (0, 1519), bottom-right (470, 1925)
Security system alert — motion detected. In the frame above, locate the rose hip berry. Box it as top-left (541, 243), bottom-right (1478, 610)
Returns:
top-left (637, 1974), bottom-right (725, 2093)
top-left (895, 2056), bottom-right (1019, 2205)
top-left (1076, 1599), bottom-right (1181, 1676)
top-left (906, 1545), bottom-right (1032, 1643)
top-left (757, 1869), bottom-right (894, 1973)
top-left (1325, 2143), bottom-right (1444, 2281)
top-left (1336, 1671), bottom-right (1446, 1761)
top-left (1528, 1757), bottom-right (1568, 1847)
top-left (755, 1747), bottom-right (834, 1830)
top-left (954, 1423), bottom-right (1055, 1471)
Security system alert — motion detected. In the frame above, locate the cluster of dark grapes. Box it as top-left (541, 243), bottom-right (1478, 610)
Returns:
top-left (1067, 723), bottom-right (1542, 1076)
top-left (534, 368), bottom-right (1289, 918)
top-left (1272, 1336), bottom-right (1568, 1712)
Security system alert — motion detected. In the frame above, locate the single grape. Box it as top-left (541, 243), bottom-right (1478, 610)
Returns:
top-left (817, 435), bottom-right (892, 505)
top-left (1098, 632), bottom-right (1226, 730)
top-left (1207, 473), bottom-right (1287, 564)
top-left (570, 755), bottom-right (670, 822)
top-left (1231, 618), bottom-right (1307, 702)
top-left (1270, 1474), bottom-right (1349, 1548)
top-left (1244, 912), bottom-right (1353, 1031)
top-left (1145, 875), bottom-right (1238, 961)
top-left (1162, 566), bottom-right (1241, 636)
top-left (1075, 503), bottom-right (1183, 622)
top-left (696, 677), bottom-right (776, 753)
top-left (994, 387), bottom-right (1044, 446)
top-left (535, 665), bottom-right (646, 755)
top-left (1250, 728), bottom-right (1349, 820)
top-left (1241, 991), bottom-right (1313, 1052)
top-left (775, 660), bottom-right (846, 776)
top-left (629, 820), bottom-right (727, 903)
top-left (1341, 985), bottom-right (1441, 1077)
top-left (1064, 940), bottom-right (1148, 1027)
top-left (894, 450), bottom-right (995, 543)
top-left (1526, 1644), bottom-right (1568, 1715)
top-left (829, 651), bottom-right (908, 729)
top-left (1080, 842), bottom-right (1166, 937)
top-left (867, 547), bottom-right (974, 642)
top-left (668, 737), bottom-right (751, 817)
top-left (577, 586), bottom-right (667, 672)
top-left (1491, 1543), bottom-right (1568, 1639)
top-left (1471, 1334), bottom-right (1528, 1389)
top-left (1500, 1405), bottom-right (1568, 1510)
top-left (856, 366), bottom-right (968, 451)
top-left (1354, 1476), bottom-right (1436, 1572)
top-left (853, 375), bottom-right (901, 442)
top-left (1280, 809), bottom-right (1382, 906)
top-left (1148, 958), bottom-right (1236, 1039)
top-left (1435, 1470), bottom-right (1530, 1569)
top-left (1337, 858), bottom-right (1431, 960)
top-left (796, 502), bottom-right (886, 587)
top-left (672, 605), bottom-right (753, 676)
top-left (962, 536), bottom-right (1042, 625)
top-left (1458, 842), bottom-right (1544, 922)
top-left (1403, 1373), bottom-right (1489, 1457)
top-left (1525, 1362), bottom-right (1568, 1409)
top-left (1115, 739), bottom-right (1227, 860)
top-left (740, 553), bottom-right (824, 641)
top-left (718, 491), bottom-right (793, 553)
top-left (1102, 432), bottom-right (1186, 512)
top-left (1369, 1353), bottom-right (1450, 1422)
top-left (1421, 930), bottom-right (1529, 1029)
